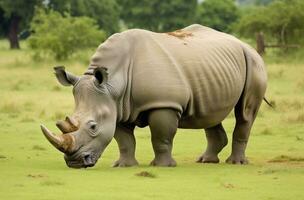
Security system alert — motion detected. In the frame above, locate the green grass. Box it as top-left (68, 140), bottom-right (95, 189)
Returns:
top-left (0, 39), bottom-right (304, 200)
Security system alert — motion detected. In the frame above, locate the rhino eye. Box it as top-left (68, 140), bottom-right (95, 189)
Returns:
top-left (87, 121), bottom-right (98, 136)
top-left (90, 124), bottom-right (96, 130)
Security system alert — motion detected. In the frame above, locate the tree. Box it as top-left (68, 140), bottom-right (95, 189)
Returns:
top-left (236, 0), bottom-right (304, 45)
top-left (70, 0), bottom-right (120, 34)
top-left (254, 0), bottom-right (273, 5)
top-left (28, 9), bottom-right (106, 60)
top-left (237, 0), bottom-right (273, 6)
top-left (46, 0), bottom-right (121, 34)
top-left (234, 6), bottom-right (269, 37)
top-left (0, 6), bottom-right (9, 38)
top-left (196, 0), bottom-right (239, 33)
top-left (0, 0), bottom-right (40, 49)
top-left (118, 0), bottom-right (197, 32)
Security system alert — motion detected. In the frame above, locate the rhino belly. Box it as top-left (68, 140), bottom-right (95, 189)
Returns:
top-left (178, 110), bottom-right (234, 129)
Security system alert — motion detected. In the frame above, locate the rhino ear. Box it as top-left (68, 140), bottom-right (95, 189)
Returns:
top-left (54, 66), bottom-right (79, 86)
top-left (93, 67), bottom-right (108, 86)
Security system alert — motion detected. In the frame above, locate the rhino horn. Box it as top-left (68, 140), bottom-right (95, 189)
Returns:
top-left (40, 124), bottom-right (75, 154)
top-left (56, 116), bottom-right (79, 134)
top-left (66, 116), bottom-right (79, 128)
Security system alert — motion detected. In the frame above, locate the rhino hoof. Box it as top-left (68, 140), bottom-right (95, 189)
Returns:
top-left (150, 158), bottom-right (177, 167)
top-left (112, 158), bottom-right (139, 167)
top-left (225, 155), bottom-right (249, 165)
top-left (196, 154), bottom-right (220, 163)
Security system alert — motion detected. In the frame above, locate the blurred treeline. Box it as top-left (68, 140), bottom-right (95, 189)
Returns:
top-left (0, 0), bottom-right (303, 59)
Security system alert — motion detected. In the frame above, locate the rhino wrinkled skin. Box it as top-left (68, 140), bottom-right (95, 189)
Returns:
top-left (41, 24), bottom-right (267, 168)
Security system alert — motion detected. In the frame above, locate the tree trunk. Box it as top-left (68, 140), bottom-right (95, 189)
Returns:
top-left (280, 24), bottom-right (288, 52)
top-left (8, 14), bottom-right (21, 49)
top-left (256, 32), bottom-right (265, 55)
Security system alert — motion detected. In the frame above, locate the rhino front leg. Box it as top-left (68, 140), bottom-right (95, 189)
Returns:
top-left (148, 109), bottom-right (179, 167)
top-left (113, 124), bottom-right (138, 167)
top-left (197, 123), bottom-right (228, 163)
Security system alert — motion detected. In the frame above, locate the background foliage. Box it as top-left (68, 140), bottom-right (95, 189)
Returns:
top-left (235, 0), bottom-right (304, 45)
top-left (1, 0), bottom-right (303, 59)
top-left (118, 0), bottom-right (197, 32)
top-left (196, 0), bottom-right (239, 33)
top-left (47, 0), bottom-right (121, 34)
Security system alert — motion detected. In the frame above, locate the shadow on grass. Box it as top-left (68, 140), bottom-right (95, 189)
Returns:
top-left (32, 145), bottom-right (46, 151)
top-left (40, 180), bottom-right (65, 186)
top-left (268, 155), bottom-right (304, 163)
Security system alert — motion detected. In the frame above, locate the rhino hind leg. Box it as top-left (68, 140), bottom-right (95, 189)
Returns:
top-left (148, 109), bottom-right (179, 167)
top-left (226, 70), bottom-right (266, 164)
top-left (113, 125), bottom-right (139, 167)
top-left (226, 99), bottom-right (261, 165)
top-left (197, 123), bottom-right (228, 163)
top-left (225, 46), bottom-right (267, 165)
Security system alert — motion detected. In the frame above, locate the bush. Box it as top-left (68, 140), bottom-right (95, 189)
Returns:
top-left (28, 8), bottom-right (106, 60)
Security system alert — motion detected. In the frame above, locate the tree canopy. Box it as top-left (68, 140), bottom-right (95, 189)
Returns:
top-left (237, 0), bottom-right (273, 5)
top-left (46, 0), bottom-right (121, 34)
top-left (118, 0), bottom-right (197, 32)
top-left (236, 0), bottom-right (304, 44)
top-left (0, 0), bottom-right (40, 48)
top-left (196, 0), bottom-right (239, 33)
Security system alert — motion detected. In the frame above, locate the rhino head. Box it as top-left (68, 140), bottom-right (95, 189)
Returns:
top-left (41, 66), bottom-right (117, 168)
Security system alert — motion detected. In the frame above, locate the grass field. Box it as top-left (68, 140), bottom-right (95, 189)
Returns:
top-left (0, 40), bottom-right (303, 200)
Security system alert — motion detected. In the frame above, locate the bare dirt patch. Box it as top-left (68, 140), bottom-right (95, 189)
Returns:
top-left (27, 173), bottom-right (47, 178)
top-left (135, 171), bottom-right (156, 178)
top-left (221, 183), bottom-right (235, 189)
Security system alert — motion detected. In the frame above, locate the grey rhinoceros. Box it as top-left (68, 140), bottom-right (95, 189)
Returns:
top-left (40, 24), bottom-right (268, 168)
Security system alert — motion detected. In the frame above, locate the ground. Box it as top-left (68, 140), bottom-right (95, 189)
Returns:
top-left (0, 41), bottom-right (303, 200)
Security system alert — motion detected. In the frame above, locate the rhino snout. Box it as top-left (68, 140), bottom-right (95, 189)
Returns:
top-left (64, 152), bottom-right (99, 168)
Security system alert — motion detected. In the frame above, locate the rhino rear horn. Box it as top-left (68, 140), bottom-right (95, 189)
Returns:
top-left (56, 116), bottom-right (79, 133)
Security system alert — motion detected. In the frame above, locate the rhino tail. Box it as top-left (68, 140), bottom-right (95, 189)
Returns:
top-left (263, 97), bottom-right (274, 108)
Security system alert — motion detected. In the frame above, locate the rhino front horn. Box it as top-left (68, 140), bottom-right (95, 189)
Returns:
top-left (40, 124), bottom-right (75, 154)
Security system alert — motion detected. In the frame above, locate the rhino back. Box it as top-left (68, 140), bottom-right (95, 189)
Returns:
top-left (128, 25), bottom-right (246, 128)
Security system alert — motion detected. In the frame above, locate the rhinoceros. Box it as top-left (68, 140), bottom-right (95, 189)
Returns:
top-left (40, 24), bottom-right (268, 168)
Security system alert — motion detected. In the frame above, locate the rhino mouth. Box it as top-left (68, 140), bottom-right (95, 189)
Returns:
top-left (64, 152), bottom-right (99, 168)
